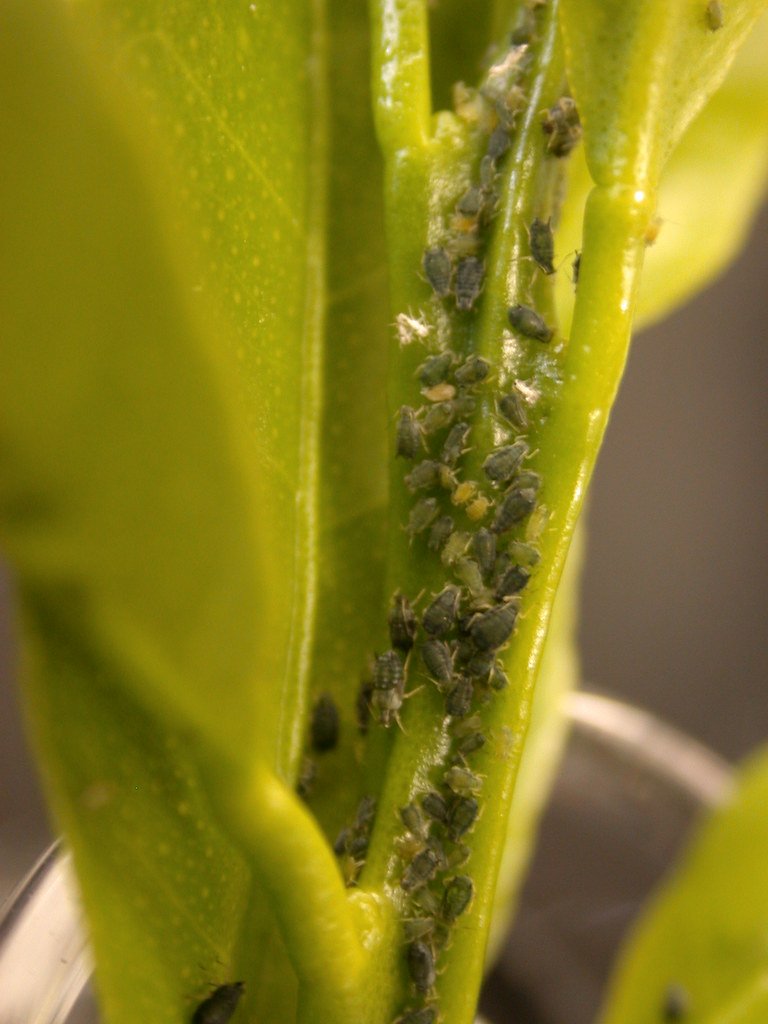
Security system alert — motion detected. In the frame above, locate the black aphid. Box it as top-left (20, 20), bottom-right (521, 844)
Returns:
top-left (423, 586), bottom-right (461, 637)
top-left (401, 847), bottom-right (440, 892)
top-left (421, 790), bottom-right (449, 822)
top-left (447, 795), bottom-right (479, 839)
top-left (507, 303), bottom-right (554, 343)
top-left (374, 650), bottom-right (404, 691)
top-left (572, 250), bottom-right (581, 286)
top-left (396, 406), bottom-right (422, 459)
top-left (400, 802), bottom-right (427, 836)
top-left (472, 528), bottom-right (497, 580)
top-left (407, 498), bottom-right (440, 538)
top-left (455, 256), bottom-right (485, 311)
top-left (487, 125), bottom-right (511, 160)
top-left (468, 601), bottom-right (519, 651)
top-left (542, 96), bottom-right (582, 157)
top-left (418, 351), bottom-right (455, 387)
top-left (192, 983), bottom-right (245, 1024)
top-left (445, 675), bottom-right (474, 718)
top-left (495, 565), bottom-right (531, 599)
top-left (491, 486), bottom-right (537, 534)
top-left (442, 875), bottom-right (474, 923)
top-left (428, 515), bottom-right (454, 552)
top-left (662, 983), bottom-right (690, 1021)
top-left (454, 355), bottom-right (490, 386)
top-left (406, 941), bottom-right (436, 994)
top-left (514, 470), bottom-right (542, 494)
top-left (423, 246), bottom-right (453, 297)
top-left (310, 694), bottom-right (340, 753)
top-left (457, 186), bottom-right (484, 218)
top-left (421, 638), bottom-right (454, 685)
top-left (389, 593), bottom-right (418, 653)
top-left (483, 441), bottom-right (529, 484)
top-left (497, 391), bottom-right (528, 430)
top-left (442, 422), bottom-right (471, 465)
top-left (529, 217), bottom-right (555, 274)
top-left (489, 663), bottom-right (509, 691)
top-left (394, 1009), bottom-right (437, 1024)
top-left (404, 460), bottom-right (441, 492)
top-left (465, 647), bottom-right (495, 680)
top-left (456, 730), bottom-right (486, 756)
top-left (421, 400), bottom-right (455, 435)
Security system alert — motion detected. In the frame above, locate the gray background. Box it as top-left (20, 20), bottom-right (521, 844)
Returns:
top-left (1, 203), bottom-right (767, 905)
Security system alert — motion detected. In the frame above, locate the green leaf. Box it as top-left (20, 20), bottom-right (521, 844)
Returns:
top-left (599, 748), bottom-right (768, 1024)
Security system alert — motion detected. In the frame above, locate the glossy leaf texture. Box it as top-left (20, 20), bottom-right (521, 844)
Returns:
top-left (600, 748), bottom-right (768, 1024)
top-left (559, 0), bottom-right (768, 188)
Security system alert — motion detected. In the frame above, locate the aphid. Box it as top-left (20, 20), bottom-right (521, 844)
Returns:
top-left (456, 730), bottom-right (486, 756)
top-left (418, 351), bottom-right (455, 387)
top-left (455, 256), bottom-right (485, 311)
top-left (355, 795), bottom-right (377, 832)
top-left (452, 713), bottom-right (482, 739)
top-left (404, 460), bottom-right (441, 492)
top-left (451, 480), bottom-right (477, 507)
top-left (347, 833), bottom-right (370, 860)
top-left (662, 983), bottom-right (690, 1021)
top-left (333, 826), bottom-right (352, 856)
top-left (644, 216), bottom-right (663, 246)
top-left (421, 401), bottom-right (455, 435)
top-left (442, 422), bottom-right (471, 465)
top-left (495, 565), bottom-right (531, 599)
top-left (394, 1009), bottom-right (437, 1024)
top-left (192, 984), bottom-right (245, 1024)
top-left (447, 794), bottom-right (480, 839)
top-left (472, 528), bottom-right (497, 580)
top-left (489, 663), bottom-right (509, 691)
top-left (422, 382), bottom-right (456, 403)
top-left (421, 638), bottom-right (454, 686)
top-left (406, 941), bottom-right (436, 993)
top-left (705, 0), bottom-right (723, 30)
top-left (310, 694), bottom-right (340, 753)
top-left (509, 540), bottom-right (540, 567)
top-left (296, 757), bottom-right (316, 798)
top-left (451, 392), bottom-right (477, 418)
top-left (406, 497), bottom-right (440, 538)
top-left (428, 515), bottom-right (454, 552)
top-left (374, 650), bottom-right (404, 691)
top-left (487, 124), bottom-right (511, 160)
top-left (455, 557), bottom-right (486, 599)
top-left (445, 675), bottom-right (474, 718)
top-left (467, 495), bottom-right (492, 522)
top-left (495, 84), bottom-right (527, 130)
top-left (423, 246), bottom-right (453, 298)
top-left (389, 593), bottom-right (418, 653)
top-left (483, 441), bottom-right (529, 484)
top-left (491, 486), bottom-right (537, 534)
top-left (421, 790), bottom-right (449, 822)
top-left (400, 802), bottom-right (427, 836)
top-left (497, 391), bottom-right (528, 430)
top-left (456, 185), bottom-right (484, 218)
top-left (442, 875), bottom-right (474, 922)
top-left (480, 154), bottom-right (497, 191)
top-left (529, 217), bottom-right (555, 275)
top-left (441, 530), bottom-right (470, 566)
top-left (395, 311), bottom-right (432, 346)
top-left (514, 470), bottom-right (542, 494)
top-left (465, 648), bottom-right (495, 680)
top-left (401, 847), bottom-right (440, 892)
top-left (446, 842), bottom-right (471, 869)
top-left (423, 586), bottom-right (461, 637)
top-left (402, 916), bottom-right (437, 941)
top-left (454, 355), bottom-right (490, 386)
top-left (468, 601), bottom-right (519, 650)
top-left (507, 303), bottom-right (554, 343)
top-left (396, 406), bottom-right (422, 459)
top-left (541, 96), bottom-right (582, 157)
top-left (571, 250), bottom-right (581, 286)
top-left (526, 502), bottom-right (549, 542)
top-left (444, 765), bottom-right (483, 795)
top-left (510, 6), bottom-right (536, 44)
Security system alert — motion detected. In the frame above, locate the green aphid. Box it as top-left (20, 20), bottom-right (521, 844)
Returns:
top-left (396, 405), bottom-right (423, 459)
top-left (447, 794), bottom-right (479, 839)
top-left (509, 540), bottom-right (541, 567)
top-left (495, 565), bottom-right (531, 599)
top-left (296, 757), bottom-right (316, 799)
top-left (442, 422), bottom-right (471, 465)
top-left (455, 557), bottom-right (486, 600)
top-left (542, 96), bottom-right (582, 157)
top-left (489, 663), bottom-right (509, 691)
top-left (456, 730), bottom-right (486, 756)
top-left (400, 802), bottom-right (427, 836)
top-left (452, 713), bottom-right (483, 739)
top-left (402, 916), bottom-right (437, 942)
top-left (407, 497), bottom-right (440, 538)
top-left (418, 351), bottom-right (455, 387)
top-left (421, 789), bottom-right (449, 822)
top-left (192, 983), bottom-right (245, 1024)
top-left (401, 847), bottom-right (440, 892)
top-left (445, 675), bottom-right (474, 718)
top-left (444, 765), bottom-right (483, 796)
top-left (310, 694), bottom-right (340, 753)
top-left (455, 256), bottom-right (485, 311)
top-left (507, 303), bottom-right (554, 343)
top-left (491, 486), bottom-right (537, 534)
top-left (446, 842), bottom-right (471, 869)
top-left (472, 528), bottom-right (497, 581)
top-left (705, 0), bottom-right (723, 30)
top-left (468, 601), bottom-right (519, 650)
top-left (423, 246), bottom-right (453, 297)
top-left (515, 470), bottom-right (542, 494)
top-left (389, 592), bottom-right (418, 654)
top-left (441, 530), bottom-right (470, 566)
top-left (454, 354), bottom-right (490, 387)
top-left (406, 941), bottom-right (436, 994)
top-left (428, 516), bottom-right (454, 553)
top-left (483, 441), bottom-right (529, 484)
top-left (421, 638), bottom-right (454, 686)
top-left (423, 585), bottom-right (461, 637)
top-left (421, 400), bottom-right (455, 435)
top-left (529, 217), bottom-right (555, 275)
top-left (497, 391), bottom-right (528, 431)
top-left (405, 459), bottom-right (441, 492)
top-left (442, 875), bottom-right (474, 923)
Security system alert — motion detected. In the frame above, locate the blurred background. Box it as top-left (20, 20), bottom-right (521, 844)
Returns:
top-left (0, 199), bottom-right (766, 1018)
